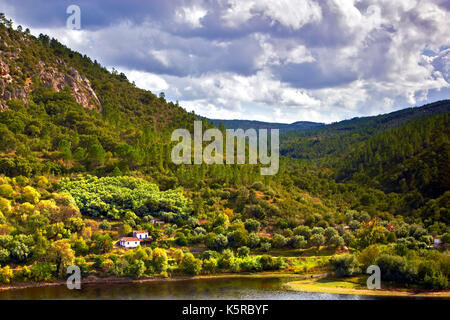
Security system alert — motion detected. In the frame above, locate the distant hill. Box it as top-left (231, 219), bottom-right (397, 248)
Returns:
top-left (281, 99), bottom-right (450, 159)
top-left (206, 118), bottom-right (324, 133)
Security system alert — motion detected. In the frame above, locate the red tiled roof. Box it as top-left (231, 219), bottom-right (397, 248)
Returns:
top-left (121, 237), bottom-right (139, 242)
top-left (134, 230), bottom-right (148, 234)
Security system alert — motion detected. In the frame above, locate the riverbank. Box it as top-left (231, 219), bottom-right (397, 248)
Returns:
top-left (0, 272), bottom-right (325, 292)
top-left (285, 277), bottom-right (450, 298)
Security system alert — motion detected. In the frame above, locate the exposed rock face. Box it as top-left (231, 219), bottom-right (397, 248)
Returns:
top-left (0, 56), bottom-right (101, 112)
top-left (37, 61), bottom-right (101, 111)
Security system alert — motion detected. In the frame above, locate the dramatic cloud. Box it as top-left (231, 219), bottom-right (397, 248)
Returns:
top-left (2, 0), bottom-right (449, 123)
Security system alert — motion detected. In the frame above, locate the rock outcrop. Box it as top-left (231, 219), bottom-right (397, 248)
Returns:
top-left (0, 55), bottom-right (101, 112)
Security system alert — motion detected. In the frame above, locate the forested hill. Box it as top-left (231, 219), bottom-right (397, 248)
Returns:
top-left (0, 15), bottom-right (202, 179)
top-left (281, 99), bottom-right (450, 160)
top-left (207, 118), bottom-right (324, 133)
top-left (0, 15), bottom-right (448, 231)
top-left (280, 100), bottom-right (450, 217)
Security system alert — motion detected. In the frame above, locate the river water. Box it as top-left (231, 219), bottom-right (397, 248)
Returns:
top-left (0, 277), bottom-right (401, 300)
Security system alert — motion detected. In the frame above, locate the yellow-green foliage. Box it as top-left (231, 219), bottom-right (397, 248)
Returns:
top-left (0, 197), bottom-right (12, 215)
top-left (22, 186), bottom-right (40, 204)
top-left (0, 265), bottom-right (13, 283)
top-left (0, 184), bottom-right (14, 199)
top-left (36, 176), bottom-right (49, 188)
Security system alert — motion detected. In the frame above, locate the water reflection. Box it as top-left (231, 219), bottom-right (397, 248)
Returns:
top-left (0, 277), bottom-right (393, 300)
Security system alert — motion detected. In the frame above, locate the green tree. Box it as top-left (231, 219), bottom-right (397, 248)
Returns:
top-left (47, 239), bottom-right (75, 277)
top-left (180, 252), bottom-right (202, 275)
top-left (329, 254), bottom-right (361, 277)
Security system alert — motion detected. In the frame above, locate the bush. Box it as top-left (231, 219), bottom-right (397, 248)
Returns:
top-left (423, 272), bottom-right (448, 289)
top-left (99, 220), bottom-right (111, 230)
top-left (272, 234), bottom-right (287, 248)
top-left (259, 255), bottom-right (282, 271)
top-left (0, 198), bottom-right (12, 215)
top-left (324, 227), bottom-right (338, 240)
top-left (202, 258), bottom-right (218, 273)
top-left (244, 219), bottom-right (261, 233)
top-left (311, 234), bottom-right (325, 248)
top-left (237, 246), bottom-right (250, 257)
top-left (0, 184), bottom-right (14, 199)
top-left (290, 235), bottom-right (307, 249)
top-left (251, 181), bottom-right (264, 191)
top-left (218, 249), bottom-right (234, 269)
top-left (260, 242), bottom-right (271, 252)
top-left (175, 232), bottom-right (188, 246)
top-left (329, 235), bottom-right (345, 247)
top-left (248, 233), bottom-right (260, 248)
top-left (329, 254), bottom-right (361, 277)
top-left (375, 254), bottom-right (417, 284)
top-left (357, 245), bottom-right (381, 270)
top-left (180, 252), bottom-right (202, 275)
top-left (239, 256), bottom-right (262, 272)
top-left (293, 226), bottom-right (311, 239)
top-left (22, 186), bottom-right (40, 204)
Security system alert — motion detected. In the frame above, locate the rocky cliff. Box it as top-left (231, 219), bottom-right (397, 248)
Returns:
top-left (0, 33), bottom-right (101, 111)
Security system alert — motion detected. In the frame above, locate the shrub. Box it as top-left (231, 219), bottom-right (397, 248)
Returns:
top-left (329, 254), bottom-right (361, 277)
top-left (423, 272), bottom-right (448, 289)
top-left (227, 229), bottom-right (249, 248)
top-left (218, 249), bottom-right (234, 269)
top-left (290, 235), bottom-right (307, 249)
top-left (202, 258), bottom-right (218, 273)
top-left (239, 256), bottom-right (262, 272)
top-left (329, 235), bottom-right (345, 247)
top-left (261, 242), bottom-right (271, 252)
top-left (0, 265), bottom-right (14, 283)
top-left (22, 186), bottom-right (40, 204)
top-left (311, 227), bottom-right (325, 235)
top-left (237, 246), bottom-right (250, 257)
top-left (324, 227), bottom-right (338, 240)
top-left (293, 226), bottom-right (311, 239)
top-left (0, 184), bottom-right (14, 199)
top-left (175, 232), bottom-right (188, 246)
top-left (244, 219), bottom-right (261, 233)
top-left (251, 181), bottom-right (264, 191)
top-left (375, 254), bottom-right (417, 284)
top-left (272, 234), bottom-right (287, 248)
top-left (0, 198), bottom-right (12, 215)
top-left (259, 255), bottom-right (282, 271)
top-left (311, 234), bottom-right (325, 248)
top-left (151, 248), bottom-right (168, 273)
top-left (99, 220), bottom-right (111, 231)
top-left (357, 245), bottom-right (381, 270)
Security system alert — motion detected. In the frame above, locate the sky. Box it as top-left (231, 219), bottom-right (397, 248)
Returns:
top-left (1, 0), bottom-right (449, 123)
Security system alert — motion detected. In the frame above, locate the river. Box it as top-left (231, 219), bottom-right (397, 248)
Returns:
top-left (0, 276), bottom-right (406, 300)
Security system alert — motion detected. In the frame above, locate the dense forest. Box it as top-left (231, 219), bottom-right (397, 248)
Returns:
top-left (0, 15), bottom-right (448, 290)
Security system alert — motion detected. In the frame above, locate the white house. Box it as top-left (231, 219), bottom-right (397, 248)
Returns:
top-left (434, 237), bottom-right (442, 249)
top-left (133, 230), bottom-right (149, 240)
top-left (119, 237), bottom-right (140, 248)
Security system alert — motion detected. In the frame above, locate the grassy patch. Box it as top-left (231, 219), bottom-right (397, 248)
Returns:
top-left (286, 276), bottom-right (450, 297)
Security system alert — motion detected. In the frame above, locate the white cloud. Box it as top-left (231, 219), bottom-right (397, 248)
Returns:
top-left (223, 0), bottom-right (322, 29)
top-left (6, 0), bottom-right (449, 123)
top-left (120, 69), bottom-right (169, 93)
top-left (175, 6), bottom-right (207, 28)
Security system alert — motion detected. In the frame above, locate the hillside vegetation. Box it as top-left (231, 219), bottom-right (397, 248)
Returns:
top-left (0, 16), bottom-right (448, 290)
